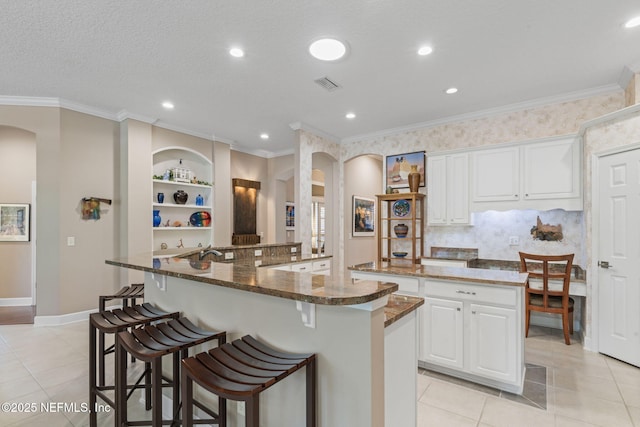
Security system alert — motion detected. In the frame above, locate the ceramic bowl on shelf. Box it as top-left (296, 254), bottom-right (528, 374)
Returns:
top-left (392, 251), bottom-right (408, 258)
top-left (189, 211), bottom-right (211, 227)
top-left (392, 199), bottom-right (410, 217)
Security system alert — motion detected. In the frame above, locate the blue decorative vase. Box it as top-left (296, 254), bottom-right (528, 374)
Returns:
top-left (196, 194), bottom-right (204, 206)
top-left (153, 210), bottom-right (161, 227)
top-left (157, 192), bottom-right (164, 203)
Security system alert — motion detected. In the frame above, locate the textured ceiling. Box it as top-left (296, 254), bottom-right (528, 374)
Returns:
top-left (1, 1), bottom-right (639, 156)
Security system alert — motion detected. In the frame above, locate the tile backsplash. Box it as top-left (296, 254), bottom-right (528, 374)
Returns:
top-left (426, 209), bottom-right (585, 267)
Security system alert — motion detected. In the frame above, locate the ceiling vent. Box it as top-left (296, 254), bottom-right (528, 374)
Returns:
top-left (314, 76), bottom-right (341, 92)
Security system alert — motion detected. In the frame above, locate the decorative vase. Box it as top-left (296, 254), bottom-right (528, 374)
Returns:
top-left (157, 192), bottom-right (164, 203)
top-left (173, 190), bottom-right (188, 204)
top-left (394, 223), bottom-right (408, 238)
top-left (153, 210), bottom-right (161, 227)
top-left (195, 194), bottom-right (204, 206)
top-left (408, 164), bottom-right (420, 193)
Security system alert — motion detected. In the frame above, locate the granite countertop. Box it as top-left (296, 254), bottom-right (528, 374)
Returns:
top-left (350, 261), bottom-right (528, 287)
top-left (384, 294), bottom-right (424, 327)
top-left (106, 252), bottom-right (398, 306)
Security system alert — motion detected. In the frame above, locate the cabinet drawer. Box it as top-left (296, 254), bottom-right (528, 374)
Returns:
top-left (313, 259), bottom-right (331, 271)
top-left (351, 272), bottom-right (420, 295)
top-left (425, 280), bottom-right (516, 306)
top-left (290, 262), bottom-right (312, 273)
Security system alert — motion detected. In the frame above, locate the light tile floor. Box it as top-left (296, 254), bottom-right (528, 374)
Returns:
top-left (0, 321), bottom-right (639, 426)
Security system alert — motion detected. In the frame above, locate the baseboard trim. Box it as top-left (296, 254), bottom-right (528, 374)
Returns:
top-left (33, 304), bottom-right (121, 326)
top-left (0, 297), bottom-right (33, 307)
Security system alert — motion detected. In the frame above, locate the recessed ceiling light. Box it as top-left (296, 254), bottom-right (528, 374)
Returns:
top-left (229, 47), bottom-right (245, 58)
top-left (345, 112), bottom-right (356, 119)
top-left (625, 16), bottom-right (640, 28)
top-left (260, 133), bottom-right (269, 140)
top-left (309, 38), bottom-right (348, 61)
top-left (445, 87), bottom-right (458, 94)
top-left (162, 101), bottom-right (174, 109)
top-left (417, 46), bottom-right (433, 56)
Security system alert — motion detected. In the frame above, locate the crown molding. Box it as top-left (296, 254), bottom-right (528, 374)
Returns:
top-left (0, 95), bottom-right (59, 107)
top-left (340, 84), bottom-right (622, 144)
top-left (289, 121), bottom-right (339, 143)
top-left (230, 143), bottom-right (294, 158)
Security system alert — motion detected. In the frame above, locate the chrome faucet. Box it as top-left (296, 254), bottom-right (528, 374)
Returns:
top-left (199, 248), bottom-right (223, 260)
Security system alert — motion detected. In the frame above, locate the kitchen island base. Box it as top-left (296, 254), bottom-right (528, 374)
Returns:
top-left (144, 272), bottom-right (389, 427)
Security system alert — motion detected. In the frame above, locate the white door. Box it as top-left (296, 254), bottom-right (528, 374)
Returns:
top-left (598, 148), bottom-right (640, 367)
top-left (469, 304), bottom-right (517, 382)
top-left (422, 297), bottom-right (464, 369)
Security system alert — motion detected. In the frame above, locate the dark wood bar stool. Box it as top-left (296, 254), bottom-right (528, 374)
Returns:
top-left (89, 303), bottom-right (179, 427)
top-left (115, 317), bottom-right (226, 427)
top-left (98, 283), bottom-right (145, 386)
top-left (181, 335), bottom-right (317, 427)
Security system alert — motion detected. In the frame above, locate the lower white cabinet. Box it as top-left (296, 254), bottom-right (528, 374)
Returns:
top-left (421, 279), bottom-right (523, 393)
top-left (422, 298), bottom-right (464, 369)
top-left (468, 303), bottom-right (517, 383)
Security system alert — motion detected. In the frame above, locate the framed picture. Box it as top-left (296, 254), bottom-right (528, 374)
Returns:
top-left (0, 203), bottom-right (30, 242)
top-left (353, 196), bottom-right (375, 237)
top-left (285, 202), bottom-right (295, 230)
top-left (385, 151), bottom-right (426, 189)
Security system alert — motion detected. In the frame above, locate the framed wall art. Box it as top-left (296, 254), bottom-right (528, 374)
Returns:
top-left (0, 203), bottom-right (30, 242)
top-left (385, 151), bottom-right (426, 189)
top-left (353, 196), bottom-right (375, 237)
top-left (285, 202), bottom-right (295, 230)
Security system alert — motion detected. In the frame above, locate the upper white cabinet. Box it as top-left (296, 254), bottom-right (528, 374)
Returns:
top-left (471, 136), bottom-right (582, 211)
top-left (427, 153), bottom-right (471, 225)
top-left (471, 147), bottom-right (519, 203)
top-left (152, 147), bottom-right (213, 251)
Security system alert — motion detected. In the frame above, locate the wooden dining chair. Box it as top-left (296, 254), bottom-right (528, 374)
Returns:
top-left (518, 252), bottom-right (575, 345)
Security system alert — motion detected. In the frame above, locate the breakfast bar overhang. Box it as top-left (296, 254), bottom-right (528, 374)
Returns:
top-left (107, 252), bottom-right (423, 427)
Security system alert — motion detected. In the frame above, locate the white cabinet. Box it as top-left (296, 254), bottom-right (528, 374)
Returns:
top-left (350, 271), bottom-right (420, 296)
top-left (471, 146), bottom-right (520, 203)
top-left (152, 148), bottom-right (213, 251)
top-left (470, 136), bottom-right (582, 211)
top-left (290, 262), bottom-right (312, 273)
top-left (522, 137), bottom-right (581, 201)
top-left (427, 153), bottom-right (471, 225)
top-left (422, 297), bottom-right (463, 369)
top-left (421, 279), bottom-right (523, 393)
top-left (312, 259), bottom-right (331, 275)
top-left (469, 303), bottom-right (517, 383)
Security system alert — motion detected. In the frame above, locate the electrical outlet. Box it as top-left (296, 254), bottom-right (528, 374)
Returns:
top-left (509, 236), bottom-right (520, 246)
top-left (225, 252), bottom-right (234, 260)
top-left (67, 236), bottom-right (75, 246)
top-left (254, 249), bottom-right (262, 256)
top-left (291, 247), bottom-right (297, 253)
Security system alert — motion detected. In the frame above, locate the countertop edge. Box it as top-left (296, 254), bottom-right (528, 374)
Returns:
top-left (384, 294), bottom-right (424, 328)
top-left (349, 263), bottom-right (528, 287)
top-left (106, 259), bottom-right (398, 306)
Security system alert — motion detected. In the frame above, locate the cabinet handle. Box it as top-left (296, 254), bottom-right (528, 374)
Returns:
top-left (456, 308), bottom-right (461, 311)
top-left (455, 290), bottom-right (476, 295)
top-left (472, 311), bottom-right (476, 314)
top-left (299, 267), bottom-right (307, 270)
top-left (514, 194), bottom-right (518, 198)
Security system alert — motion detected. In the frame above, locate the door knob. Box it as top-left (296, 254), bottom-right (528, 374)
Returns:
top-left (598, 261), bottom-right (613, 269)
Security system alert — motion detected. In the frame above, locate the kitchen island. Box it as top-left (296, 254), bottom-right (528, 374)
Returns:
top-left (350, 261), bottom-right (528, 394)
top-left (106, 252), bottom-right (423, 427)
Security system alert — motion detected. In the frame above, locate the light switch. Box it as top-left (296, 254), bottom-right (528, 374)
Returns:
top-left (67, 236), bottom-right (75, 246)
